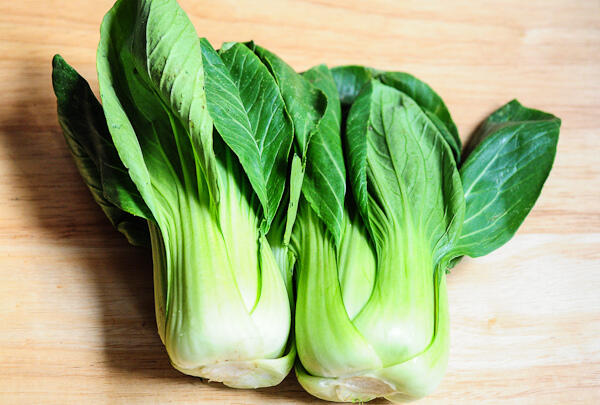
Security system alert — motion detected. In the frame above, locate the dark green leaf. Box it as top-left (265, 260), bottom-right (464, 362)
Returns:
top-left (52, 54), bottom-right (150, 247)
top-left (301, 65), bottom-right (346, 246)
top-left (343, 81), bottom-right (371, 217)
top-left (330, 65), bottom-right (374, 106)
top-left (454, 100), bottom-right (560, 258)
top-left (249, 43), bottom-right (327, 159)
top-left (377, 71), bottom-right (461, 162)
top-left (200, 39), bottom-right (293, 231)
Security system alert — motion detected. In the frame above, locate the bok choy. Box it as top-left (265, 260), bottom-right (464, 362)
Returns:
top-left (51, 0), bottom-right (560, 401)
top-left (51, 0), bottom-right (315, 389)
top-left (291, 66), bottom-right (560, 402)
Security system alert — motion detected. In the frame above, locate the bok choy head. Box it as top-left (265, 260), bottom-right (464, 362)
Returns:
top-left (292, 66), bottom-right (559, 403)
top-left (50, 0), bottom-right (560, 397)
top-left (293, 74), bottom-right (463, 402)
top-left (51, 0), bottom-right (311, 389)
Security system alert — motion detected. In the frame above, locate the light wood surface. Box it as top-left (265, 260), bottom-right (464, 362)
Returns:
top-left (1, 1), bottom-right (599, 403)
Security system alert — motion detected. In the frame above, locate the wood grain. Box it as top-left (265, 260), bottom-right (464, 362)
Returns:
top-left (1, 0), bottom-right (599, 403)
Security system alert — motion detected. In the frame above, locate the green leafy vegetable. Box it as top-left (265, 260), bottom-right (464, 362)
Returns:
top-left (293, 78), bottom-right (464, 402)
top-left (52, 0), bottom-right (560, 400)
top-left (292, 67), bottom-right (558, 402)
top-left (54, 0), bottom-right (301, 389)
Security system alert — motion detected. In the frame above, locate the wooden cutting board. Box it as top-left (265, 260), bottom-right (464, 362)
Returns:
top-left (1, 0), bottom-right (598, 403)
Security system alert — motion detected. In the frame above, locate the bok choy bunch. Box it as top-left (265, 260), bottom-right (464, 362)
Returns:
top-left (51, 0), bottom-right (561, 400)
top-left (50, 0), bottom-right (324, 389)
top-left (292, 66), bottom-right (560, 402)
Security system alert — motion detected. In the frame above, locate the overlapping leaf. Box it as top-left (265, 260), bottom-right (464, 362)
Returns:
top-left (52, 55), bottom-right (150, 246)
top-left (377, 72), bottom-right (461, 161)
top-left (201, 39), bottom-right (293, 231)
top-left (301, 65), bottom-right (346, 245)
top-left (346, 80), bottom-right (464, 262)
top-left (97, 0), bottom-right (217, 220)
top-left (250, 43), bottom-right (327, 160)
top-left (331, 65), bottom-right (374, 106)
